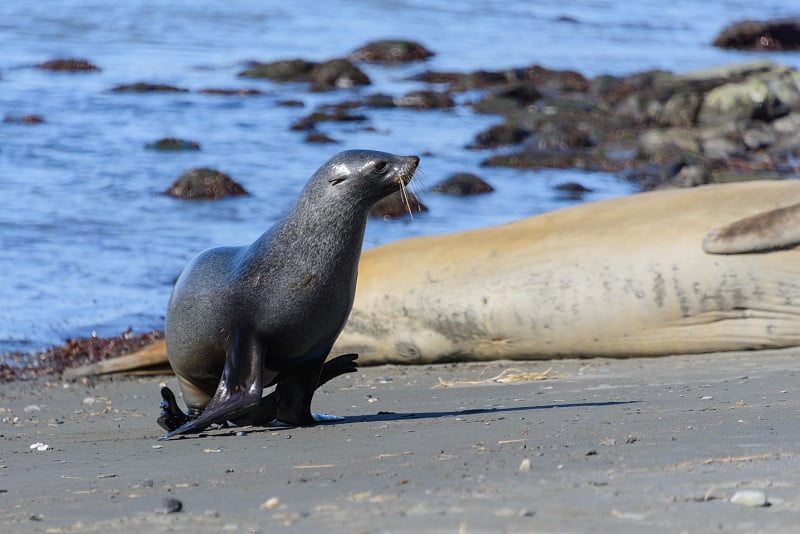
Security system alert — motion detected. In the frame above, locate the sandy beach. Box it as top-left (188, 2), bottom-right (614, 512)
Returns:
top-left (2, 349), bottom-right (798, 533)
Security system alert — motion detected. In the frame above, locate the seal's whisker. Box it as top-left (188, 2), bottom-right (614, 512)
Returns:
top-left (399, 179), bottom-right (414, 219)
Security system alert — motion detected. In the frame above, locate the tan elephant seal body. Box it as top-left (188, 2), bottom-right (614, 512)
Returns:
top-left (334, 180), bottom-right (800, 364)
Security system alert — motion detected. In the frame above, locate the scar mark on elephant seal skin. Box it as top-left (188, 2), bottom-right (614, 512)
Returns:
top-left (671, 266), bottom-right (690, 317)
top-left (651, 271), bottom-right (665, 308)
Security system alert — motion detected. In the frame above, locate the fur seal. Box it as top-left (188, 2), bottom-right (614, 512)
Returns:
top-left (333, 179), bottom-right (800, 363)
top-left (159, 150), bottom-right (419, 438)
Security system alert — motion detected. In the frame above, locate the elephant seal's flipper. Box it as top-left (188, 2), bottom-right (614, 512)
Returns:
top-left (161, 332), bottom-right (263, 439)
top-left (703, 202), bottom-right (800, 254)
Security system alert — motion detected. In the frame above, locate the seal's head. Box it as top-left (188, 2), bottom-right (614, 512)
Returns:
top-left (310, 149), bottom-right (419, 207)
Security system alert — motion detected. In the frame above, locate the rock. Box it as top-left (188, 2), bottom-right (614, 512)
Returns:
top-left (309, 59), bottom-right (370, 91)
top-left (430, 173), bottom-right (494, 196)
top-left (290, 107), bottom-right (368, 131)
top-left (156, 497), bottom-right (183, 514)
top-left (667, 164), bottom-right (709, 188)
top-left (33, 59), bottom-right (100, 72)
top-left (369, 190), bottom-right (427, 218)
top-left (237, 59), bottom-right (316, 82)
top-left (3, 114), bottom-right (45, 124)
top-left (394, 90), bottom-right (454, 110)
top-left (713, 18), bottom-right (800, 51)
top-left (304, 131), bottom-right (338, 144)
top-left (197, 88), bottom-right (265, 96)
top-left (364, 94), bottom-right (397, 109)
top-left (554, 182), bottom-right (593, 198)
top-left (468, 124), bottom-right (531, 149)
top-left (637, 128), bottom-right (700, 160)
top-left (730, 489), bottom-right (768, 507)
top-left (145, 138), bottom-right (201, 151)
top-left (111, 83), bottom-right (189, 93)
top-left (350, 40), bottom-right (434, 63)
top-left (260, 497), bottom-right (281, 510)
top-left (697, 76), bottom-right (791, 127)
top-left (164, 168), bottom-right (249, 200)
top-left (518, 459), bottom-right (531, 473)
top-left (701, 137), bottom-right (743, 162)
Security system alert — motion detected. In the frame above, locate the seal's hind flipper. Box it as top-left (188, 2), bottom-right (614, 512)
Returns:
top-left (161, 331), bottom-right (263, 440)
top-left (703, 202), bottom-right (800, 255)
top-left (318, 353), bottom-right (358, 387)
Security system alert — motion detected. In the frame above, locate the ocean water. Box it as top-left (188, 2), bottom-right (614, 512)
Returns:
top-left (2, 0), bottom-right (799, 355)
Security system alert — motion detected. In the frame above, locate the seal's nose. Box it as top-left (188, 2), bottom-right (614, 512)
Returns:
top-left (407, 155), bottom-right (420, 168)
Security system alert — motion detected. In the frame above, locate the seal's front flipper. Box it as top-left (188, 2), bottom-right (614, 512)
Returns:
top-left (703, 202), bottom-right (800, 254)
top-left (274, 359), bottom-right (324, 426)
top-left (161, 331), bottom-right (263, 440)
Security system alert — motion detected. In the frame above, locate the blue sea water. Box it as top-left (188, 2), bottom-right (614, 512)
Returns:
top-left (1, 0), bottom-right (799, 355)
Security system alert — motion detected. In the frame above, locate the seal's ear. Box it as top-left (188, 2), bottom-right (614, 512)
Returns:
top-left (328, 176), bottom-right (346, 186)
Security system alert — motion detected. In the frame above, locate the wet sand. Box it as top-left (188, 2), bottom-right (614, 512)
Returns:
top-left (2, 349), bottom-right (799, 533)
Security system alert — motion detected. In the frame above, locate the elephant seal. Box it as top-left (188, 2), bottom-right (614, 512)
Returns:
top-left (159, 150), bottom-right (419, 439)
top-left (333, 179), bottom-right (800, 364)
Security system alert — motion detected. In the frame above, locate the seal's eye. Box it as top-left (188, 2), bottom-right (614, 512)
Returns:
top-left (374, 161), bottom-right (389, 174)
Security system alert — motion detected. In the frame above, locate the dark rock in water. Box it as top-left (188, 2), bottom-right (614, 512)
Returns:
top-left (290, 106), bottom-right (369, 131)
top-left (468, 124), bottom-right (531, 149)
top-left (370, 190), bottom-right (427, 218)
top-left (237, 59), bottom-right (316, 82)
top-left (145, 138), bottom-right (201, 151)
top-left (408, 70), bottom-right (466, 85)
top-left (33, 58), bottom-right (100, 72)
top-left (713, 18), bottom-right (800, 51)
top-left (305, 131), bottom-right (338, 144)
top-left (111, 83), bottom-right (189, 93)
top-left (430, 173), bottom-right (494, 196)
top-left (309, 59), bottom-right (370, 91)
top-left (394, 90), bottom-right (454, 110)
top-left (197, 88), bottom-right (266, 96)
top-left (3, 114), bottom-right (45, 124)
top-left (554, 182), bottom-right (593, 193)
top-left (276, 99), bottom-right (305, 108)
top-left (364, 93), bottom-right (397, 109)
top-left (554, 182), bottom-right (593, 200)
top-left (475, 82), bottom-right (543, 113)
top-left (164, 168), bottom-right (249, 200)
top-left (350, 39), bottom-right (434, 63)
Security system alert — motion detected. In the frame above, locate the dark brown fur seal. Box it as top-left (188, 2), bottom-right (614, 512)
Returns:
top-left (159, 150), bottom-right (419, 439)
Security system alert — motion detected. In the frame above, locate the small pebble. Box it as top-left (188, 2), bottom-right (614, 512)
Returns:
top-left (730, 489), bottom-right (768, 507)
top-left (29, 442), bottom-right (50, 451)
top-left (24, 404), bottom-right (42, 413)
top-left (83, 397), bottom-right (96, 405)
top-left (518, 459), bottom-right (531, 473)
top-left (156, 497), bottom-right (183, 514)
top-left (261, 497), bottom-right (281, 509)
top-left (701, 396), bottom-right (713, 400)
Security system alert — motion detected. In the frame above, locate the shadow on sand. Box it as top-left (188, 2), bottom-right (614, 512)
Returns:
top-left (168, 400), bottom-right (638, 440)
